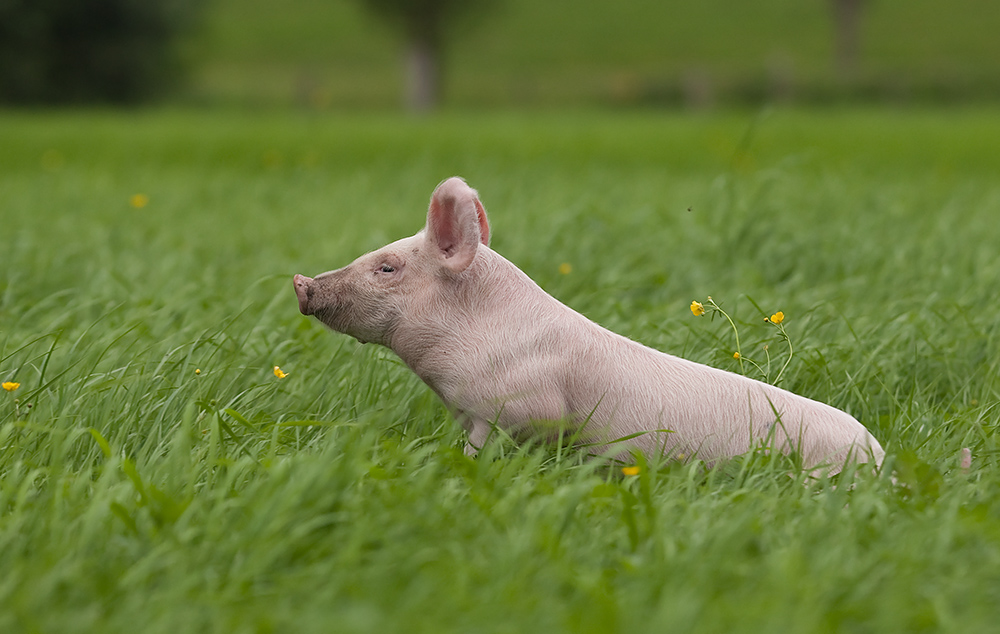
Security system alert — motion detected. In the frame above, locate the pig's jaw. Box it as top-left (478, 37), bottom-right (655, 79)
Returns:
top-left (293, 274), bottom-right (315, 315)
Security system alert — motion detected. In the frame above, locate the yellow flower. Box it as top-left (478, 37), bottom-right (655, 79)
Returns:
top-left (769, 311), bottom-right (785, 325)
top-left (130, 193), bottom-right (149, 209)
top-left (690, 301), bottom-right (705, 316)
top-left (558, 262), bottom-right (572, 275)
top-left (621, 465), bottom-right (640, 476)
top-left (733, 351), bottom-right (741, 360)
top-left (195, 369), bottom-right (201, 375)
top-left (273, 365), bottom-right (288, 379)
top-left (2, 381), bottom-right (20, 392)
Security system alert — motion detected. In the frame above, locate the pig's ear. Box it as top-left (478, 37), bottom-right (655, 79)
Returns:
top-left (426, 177), bottom-right (490, 273)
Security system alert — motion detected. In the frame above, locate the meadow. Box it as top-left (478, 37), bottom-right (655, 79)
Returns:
top-left (2, 107), bottom-right (1000, 632)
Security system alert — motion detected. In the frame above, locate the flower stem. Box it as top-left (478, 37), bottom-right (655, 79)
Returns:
top-left (707, 298), bottom-right (744, 374)
top-left (773, 324), bottom-right (794, 385)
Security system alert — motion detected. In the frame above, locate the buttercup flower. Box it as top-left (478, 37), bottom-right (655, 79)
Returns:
top-left (273, 366), bottom-right (289, 379)
top-left (733, 352), bottom-right (741, 360)
top-left (130, 194), bottom-right (149, 209)
top-left (558, 262), bottom-right (572, 275)
top-left (621, 465), bottom-right (640, 476)
top-left (2, 381), bottom-right (20, 392)
top-left (690, 301), bottom-right (705, 317)
top-left (769, 311), bottom-right (785, 325)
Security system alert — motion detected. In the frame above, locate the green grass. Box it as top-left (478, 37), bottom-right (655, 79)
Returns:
top-left (189, 0), bottom-right (1000, 107)
top-left (2, 107), bottom-right (1000, 632)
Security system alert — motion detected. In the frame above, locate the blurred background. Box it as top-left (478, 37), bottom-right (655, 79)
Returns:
top-left (2, 0), bottom-right (999, 111)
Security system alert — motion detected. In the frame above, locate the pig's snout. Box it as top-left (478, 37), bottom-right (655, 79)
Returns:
top-left (293, 274), bottom-right (315, 315)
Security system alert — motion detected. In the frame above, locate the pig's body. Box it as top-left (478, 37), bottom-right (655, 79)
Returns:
top-left (294, 177), bottom-right (884, 472)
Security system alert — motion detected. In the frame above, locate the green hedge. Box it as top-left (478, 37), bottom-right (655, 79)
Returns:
top-left (0, 0), bottom-right (202, 104)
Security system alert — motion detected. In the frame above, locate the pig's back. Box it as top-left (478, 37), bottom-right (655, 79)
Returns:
top-left (559, 318), bottom-right (884, 469)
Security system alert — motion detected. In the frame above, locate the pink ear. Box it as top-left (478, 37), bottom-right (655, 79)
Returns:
top-left (426, 177), bottom-right (488, 273)
top-left (474, 198), bottom-right (490, 246)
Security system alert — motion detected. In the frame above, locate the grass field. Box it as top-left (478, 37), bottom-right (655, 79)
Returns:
top-left (2, 107), bottom-right (1000, 632)
top-left (191, 0), bottom-right (1000, 107)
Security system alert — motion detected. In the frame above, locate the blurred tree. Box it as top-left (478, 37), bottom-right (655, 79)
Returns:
top-left (829, 0), bottom-right (864, 79)
top-left (357, 0), bottom-right (498, 111)
top-left (0, 0), bottom-right (203, 104)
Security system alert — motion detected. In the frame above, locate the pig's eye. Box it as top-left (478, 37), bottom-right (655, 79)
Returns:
top-left (379, 265), bottom-right (396, 273)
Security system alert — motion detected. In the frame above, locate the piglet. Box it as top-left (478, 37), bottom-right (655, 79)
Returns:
top-left (293, 177), bottom-right (884, 472)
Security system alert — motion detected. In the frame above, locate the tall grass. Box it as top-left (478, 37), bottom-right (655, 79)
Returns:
top-left (1, 108), bottom-right (999, 632)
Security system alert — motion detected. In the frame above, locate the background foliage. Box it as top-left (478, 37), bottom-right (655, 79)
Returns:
top-left (3, 0), bottom-right (1000, 106)
top-left (0, 0), bottom-right (202, 104)
top-left (191, 0), bottom-right (1000, 108)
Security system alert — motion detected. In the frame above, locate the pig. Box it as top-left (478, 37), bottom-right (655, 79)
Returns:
top-left (293, 177), bottom-right (884, 473)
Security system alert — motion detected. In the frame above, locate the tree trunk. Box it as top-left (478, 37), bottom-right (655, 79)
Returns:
top-left (404, 32), bottom-right (440, 112)
top-left (831, 0), bottom-right (863, 79)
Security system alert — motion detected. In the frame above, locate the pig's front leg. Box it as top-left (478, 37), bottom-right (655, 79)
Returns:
top-left (459, 414), bottom-right (495, 457)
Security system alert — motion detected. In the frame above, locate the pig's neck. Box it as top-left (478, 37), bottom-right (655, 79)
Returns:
top-left (388, 246), bottom-right (582, 399)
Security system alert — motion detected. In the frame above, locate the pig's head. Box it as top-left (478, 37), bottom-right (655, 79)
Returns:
top-left (293, 177), bottom-right (490, 345)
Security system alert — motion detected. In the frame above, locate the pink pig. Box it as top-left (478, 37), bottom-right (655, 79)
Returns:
top-left (293, 177), bottom-right (884, 472)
